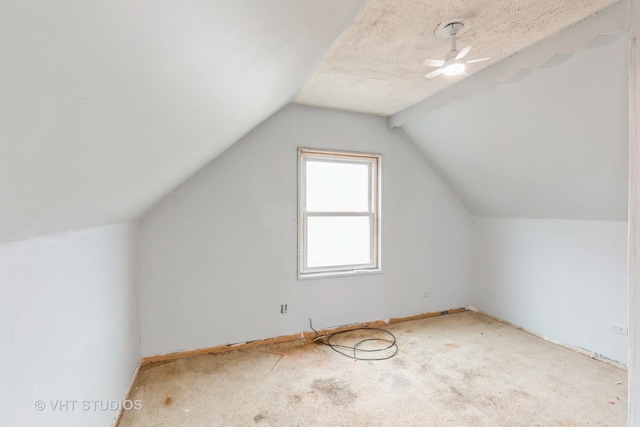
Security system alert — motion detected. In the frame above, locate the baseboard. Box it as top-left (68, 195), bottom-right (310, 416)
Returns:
top-left (141, 307), bottom-right (467, 365)
top-left (112, 358), bottom-right (142, 427)
top-left (389, 307), bottom-right (466, 323)
top-left (466, 306), bottom-right (628, 371)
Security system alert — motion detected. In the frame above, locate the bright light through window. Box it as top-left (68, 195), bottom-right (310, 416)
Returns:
top-left (306, 161), bottom-right (369, 212)
top-left (307, 216), bottom-right (371, 267)
top-left (298, 149), bottom-right (381, 278)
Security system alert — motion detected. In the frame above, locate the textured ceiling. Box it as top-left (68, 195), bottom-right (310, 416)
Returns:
top-left (294, 0), bottom-right (618, 116)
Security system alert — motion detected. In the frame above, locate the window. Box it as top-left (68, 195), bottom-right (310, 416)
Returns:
top-left (298, 148), bottom-right (381, 278)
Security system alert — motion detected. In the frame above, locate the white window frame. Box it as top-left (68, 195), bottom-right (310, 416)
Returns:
top-left (298, 148), bottom-right (381, 279)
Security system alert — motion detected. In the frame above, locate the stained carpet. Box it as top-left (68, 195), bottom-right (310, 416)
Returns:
top-left (119, 312), bottom-right (627, 426)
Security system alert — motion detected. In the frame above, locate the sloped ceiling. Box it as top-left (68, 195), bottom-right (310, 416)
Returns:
top-left (1, 0), bottom-right (630, 242)
top-left (294, 0), bottom-right (617, 116)
top-left (400, 31), bottom-right (629, 221)
top-left (0, 0), bottom-right (366, 242)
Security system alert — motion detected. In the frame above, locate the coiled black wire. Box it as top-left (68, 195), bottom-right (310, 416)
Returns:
top-left (309, 319), bottom-right (399, 361)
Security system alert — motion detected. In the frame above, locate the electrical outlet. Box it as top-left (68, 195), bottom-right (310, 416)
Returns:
top-left (610, 323), bottom-right (628, 336)
top-left (280, 304), bottom-right (288, 314)
top-left (421, 291), bottom-right (431, 298)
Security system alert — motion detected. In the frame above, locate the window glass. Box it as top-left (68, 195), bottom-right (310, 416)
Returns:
top-left (305, 160), bottom-right (369, 212)
top-left (306, 216), bottom-right (371, 267)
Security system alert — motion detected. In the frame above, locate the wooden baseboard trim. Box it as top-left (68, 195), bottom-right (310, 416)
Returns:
top-left (389, 307), bottom-right (466, 324)
top-left (141, 307), bottom-right (466, 365)
top-left (113, 359), bottom-right (142, 427)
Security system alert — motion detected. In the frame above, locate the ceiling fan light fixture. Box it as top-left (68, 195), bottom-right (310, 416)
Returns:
top-left (423, 19), bottom-right (490, 80)
top-left (443, 61), bottom-right (466, 76)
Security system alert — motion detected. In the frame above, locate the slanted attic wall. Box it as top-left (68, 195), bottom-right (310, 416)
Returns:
top-left (140, 105), bottom-right (473, 357)
top-left (401, 32), bottom-right (629, 363)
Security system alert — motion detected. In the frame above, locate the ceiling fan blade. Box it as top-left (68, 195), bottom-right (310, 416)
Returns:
top-left (466, 56), bottom-right (491, 64)
top-left (456, 45), bottom-right (472, 60)
top-left (425, 68), bottom-right (444, 79)
top-left (423, 58), bottom-right (445, 67)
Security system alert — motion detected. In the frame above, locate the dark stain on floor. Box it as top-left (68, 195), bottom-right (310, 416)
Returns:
top-left (311, 378), bottom-right (357, 406)
top-left (392, 357), bottom-right (408, 368)
top-left (449, 385), bottom-right (463, 398)
top-left (393, 373), bottom-right (412, 388)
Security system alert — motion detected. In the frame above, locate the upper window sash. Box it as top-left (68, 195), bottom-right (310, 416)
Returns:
top-left (300, 151), bottom-right (378, 215)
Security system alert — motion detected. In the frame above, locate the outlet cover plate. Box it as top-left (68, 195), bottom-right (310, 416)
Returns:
top-left (610, 323), bottom-right (628, 336)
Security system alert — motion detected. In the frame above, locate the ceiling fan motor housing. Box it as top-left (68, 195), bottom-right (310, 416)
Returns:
top-left (435, 18), bottom-right (470, 38)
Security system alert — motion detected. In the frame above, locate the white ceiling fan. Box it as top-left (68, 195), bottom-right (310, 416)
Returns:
top-left (423, 21), bottom-right (491, 80)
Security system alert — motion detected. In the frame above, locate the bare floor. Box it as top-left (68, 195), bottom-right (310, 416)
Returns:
top-left (119, 312), bottom-right (627, 426)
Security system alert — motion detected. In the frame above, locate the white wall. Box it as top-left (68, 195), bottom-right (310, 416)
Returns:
top-left (0, 223), bottom-right (141, 427)
top-left (396, 30), bottom-right (629, 367)
top-left (628, 5), bottom-right (640, 422)
top-left (473, 217), bottom-right (628, 364)
top-left (140, 105), bottom-right (473, 357)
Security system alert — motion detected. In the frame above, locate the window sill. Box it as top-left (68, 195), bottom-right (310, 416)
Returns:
top-left (298, 268), bottom-right (382, 280)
